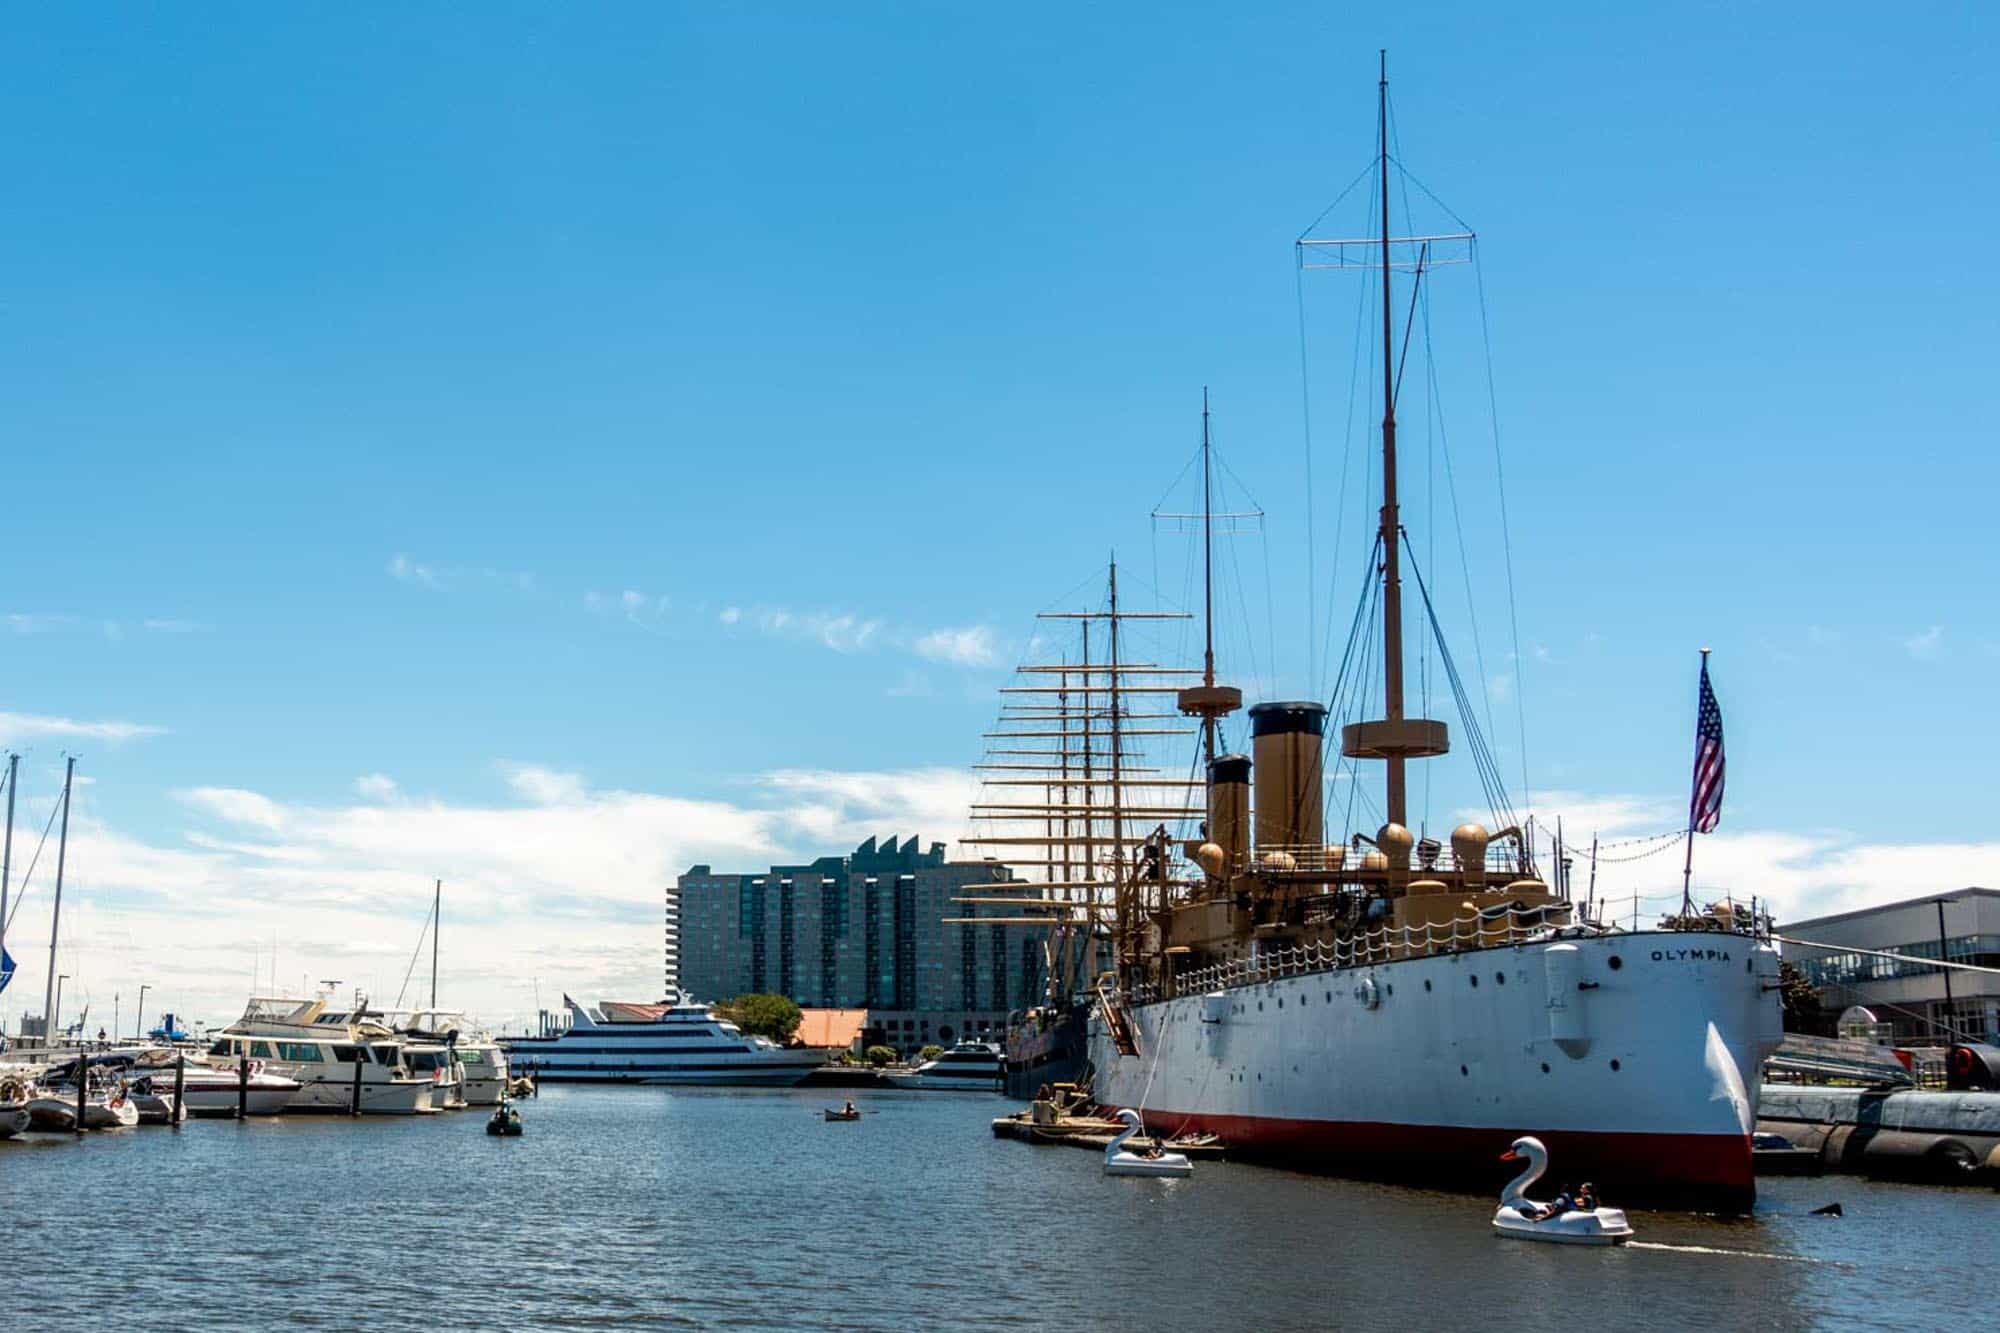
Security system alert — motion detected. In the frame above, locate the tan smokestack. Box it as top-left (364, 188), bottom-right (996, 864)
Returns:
top-left (1249, 702), bottom-right (1326, 856)
top-left (1206, 753), bottom-right (1251, 879)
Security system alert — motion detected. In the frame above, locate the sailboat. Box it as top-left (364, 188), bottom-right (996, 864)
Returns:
top-left (1003, 61), bottom-right (1783, 1209)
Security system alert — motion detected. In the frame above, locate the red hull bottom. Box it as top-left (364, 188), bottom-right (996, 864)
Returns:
top-left (1127, 1108), bottom-right (1756, 1213)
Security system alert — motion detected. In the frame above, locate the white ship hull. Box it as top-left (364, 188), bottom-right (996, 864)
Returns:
top-left (281, 1073), bottom-right (437, 1115)
top-left (1087, 931), bottom-right (1782, 1209)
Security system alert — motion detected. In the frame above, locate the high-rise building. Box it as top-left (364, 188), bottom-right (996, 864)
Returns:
top-left (674, 835), bottom-right (1045, 1051)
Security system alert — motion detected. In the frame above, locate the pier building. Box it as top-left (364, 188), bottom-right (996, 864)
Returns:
top-left (674, 836), bottom-right (1043, 1051)
top-left (1783, 887), bottom-right (2000, 1043)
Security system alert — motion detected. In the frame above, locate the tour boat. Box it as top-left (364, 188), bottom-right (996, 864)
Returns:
top-left (883, 1041), bottom-right (1004, 1091)
top-left (498, 991), bottom-right (825, 1085)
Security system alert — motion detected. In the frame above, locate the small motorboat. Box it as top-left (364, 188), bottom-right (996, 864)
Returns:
top-left (1104, 1108), bottom-right (1192, 1178)
top-left (84, 1087), bottom-right (141, 1130)
top-left (26, 1091), bottom-right (79, 1132)
top-left (1492, 1136), bottom-right (1633, 1245)
top-left (126, 1077), bottom-right (187, 1125)
top-left (485, 1103), bottom-right (524, 1137)
top-left (0, 1076), bottom-right (31, 1139)
top-left (824, 1105), bottom-right (862, 1121)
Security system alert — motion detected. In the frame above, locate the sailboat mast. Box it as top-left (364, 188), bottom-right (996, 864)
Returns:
top-left (1376, 50), bottom-right (1410, 829)
top-left (1, 752), bottom-right (15, 989)
top-left (42, 755), bottom-right (74, 1050)
top-left (431, 878), bottom-right (441, 1009)
top-left (1200, 390), bottom-right (1218, 769)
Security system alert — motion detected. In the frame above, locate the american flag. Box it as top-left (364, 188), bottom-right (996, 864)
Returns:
top-left (1690, 656), bottom-right (1725, 834)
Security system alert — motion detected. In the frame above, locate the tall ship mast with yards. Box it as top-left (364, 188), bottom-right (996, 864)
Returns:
top-left (996, 62), bottom-right (1782, 1209)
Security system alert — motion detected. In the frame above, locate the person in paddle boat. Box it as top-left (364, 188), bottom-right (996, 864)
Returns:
top-left (842, 1100), bottom-right (858, 1117)
top-left (1536, 1184), bottom-right (1576, 1221)
top-left (1576, 1183), bottom-right (1598, 1212)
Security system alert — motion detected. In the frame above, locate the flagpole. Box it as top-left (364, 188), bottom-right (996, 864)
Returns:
top-left (1679, 647), bottom-right (1710, 917)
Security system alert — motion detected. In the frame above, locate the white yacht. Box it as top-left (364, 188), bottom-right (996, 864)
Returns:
top-left (499, 992), bottom-right (826, 1084)
top-left (385, 1009), bottom-right (511, 1107)
top-left (209, 997), bottom-right (435, 1114)
top-left (884, 1040), bottom-right (1004, 1091)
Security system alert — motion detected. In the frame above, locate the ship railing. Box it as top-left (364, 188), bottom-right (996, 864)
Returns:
top-left (1163, 903), bottom-right (1575, 997)
top-left (1232, 843), bottom-right (1536, 879)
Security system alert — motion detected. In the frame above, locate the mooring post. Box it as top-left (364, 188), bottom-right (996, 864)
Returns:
top-left (351, 1055), bottom-right (363, 1116)
top-left (173, 1053), bottom-right (186, 1128)
top-left (237, 1053), bottom-right (248, 1120)
top-left (75, 1059), bottom-right (87, 1135)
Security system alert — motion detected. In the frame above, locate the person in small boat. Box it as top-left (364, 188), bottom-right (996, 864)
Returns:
top-left (1536, 1185), bottom-right (1576, 1220)
top-left (1576, 1182), bottom-right (1598, 1211)
top-left (841, 1100), bottom-right (858, 1117)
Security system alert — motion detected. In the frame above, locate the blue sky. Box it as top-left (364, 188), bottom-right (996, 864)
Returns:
top-left (2, 5), bottom-right (1996, 1024)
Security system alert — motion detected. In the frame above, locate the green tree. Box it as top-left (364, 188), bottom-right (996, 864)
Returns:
top-left (717, 993), bottom-right (804, 1044)
top-left (918, 1044), bottom-right (943, 1061)
top-left (1779, 959), bottom-right (1822, 1034)
top-left (864, 1044), bottom-right (898, 1067)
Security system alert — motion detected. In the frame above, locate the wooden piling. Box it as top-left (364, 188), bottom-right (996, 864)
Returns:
top-left (75, 1058), bottom-right (86, 1135)
top-left (237, 1053), bottom-right (248, 1121)
top-left (173, 1054), bottom-right (186, 1130)
top-left (351, 1056), bottom-right (363, 1116)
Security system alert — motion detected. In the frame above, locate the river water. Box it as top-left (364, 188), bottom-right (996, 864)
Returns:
top-left (3, 1086), bottom-right (1993, 1330)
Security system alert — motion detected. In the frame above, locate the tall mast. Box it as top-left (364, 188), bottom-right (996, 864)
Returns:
top-left (1, 753), bottom-right (15, 992)
top-left (42, 755), bottom-right (74, 1049)
top-left (431, 878), bottom-right (441, 1009)
top-left (1376, 50), bottom-right (1410, 829)
top-left (1200, 389), bottom-right (1217, 769)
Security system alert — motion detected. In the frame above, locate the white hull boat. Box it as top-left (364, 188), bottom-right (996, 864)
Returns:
top-left (1089, 930), bottom-right (1778, 1209)
top-left (503, 992), bottom-right (826, 1085)
top-left (179, 1069), bottom-right (304, 1117)
top-left (1493, 1136), bottom-right (1634, 1245)
top-left (883, 1041), bottom-right (1004, 1091)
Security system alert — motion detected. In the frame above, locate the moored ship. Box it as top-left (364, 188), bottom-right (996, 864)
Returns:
top-left (992, 62), bottom-right (1783, 1209)
top-left (500, 992), bottom-right (826, 1085)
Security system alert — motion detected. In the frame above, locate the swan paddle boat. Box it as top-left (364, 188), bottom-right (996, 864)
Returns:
top-left (1493, 1136), bottom-right (1633, 1245)
top-left (1104, 1108), bottom-right (1192, 1178)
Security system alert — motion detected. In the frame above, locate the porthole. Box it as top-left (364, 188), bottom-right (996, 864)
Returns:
top-left (1257, 1001), bottom-right (1264, 1011)
top-left (1495, 972), bottom-right (1506, 986)
top-left (1470, 975), bottom-right (1479, 988)
top-left (1423, 979), bottom-right (1432, 993)
top-left (1301, 994), bottom-right (1308, 1006)
top-left (1610, 1059), bottom-right (1622, 1072)
top-left (1540, 1062), bottom-right (1551, 1074)
top-left (1326, 991), bottom-right (1333, 1003)
top-left (1608, 955), bottom-right (1623, 971)
top-left (1459, 1065), bottom-right (1469, 1077)
top-left (1277, 998), bottom-right (1284, 1009)
top-left (1385, 984), bottom-right (1393, 997)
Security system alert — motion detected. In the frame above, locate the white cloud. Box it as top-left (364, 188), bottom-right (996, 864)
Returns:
top-left (914, 625), bottom-right (1000, 668)
top-left (388, 553), bottom-right (442, 589)
top-left (5, 613), bottom-right (80, 634)
top-left (354, 774), bottom-right (399, 802)
top-left (142, 618), bottom-right (206, 633)
top-left (1904, 625), bottom-right (1944, 660)
top-left (6, 762), bottom-right (985, 1030)
top-left (1487, 673), bottom-right (1513, 702)
top-left (177, 786), bottom-right (288, 831)
top-left (0, 712), bottom-right (168, 746)
top-left (719, 606), bottom-right (742, 625)
top-left (503, 764), bottom-right (587, 806)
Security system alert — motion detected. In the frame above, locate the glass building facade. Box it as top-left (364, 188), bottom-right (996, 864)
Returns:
top-left (675, 836), bottom-right (1044, 1051)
